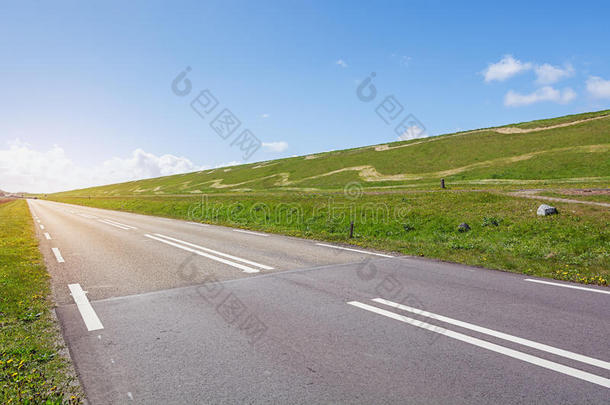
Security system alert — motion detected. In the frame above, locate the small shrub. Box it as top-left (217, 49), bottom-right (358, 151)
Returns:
top-left (402, 223), bottom-right (415, 232)
top-left (482, 216), bottom-right (502, 227)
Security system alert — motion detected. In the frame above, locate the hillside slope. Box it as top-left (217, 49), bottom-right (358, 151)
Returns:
top-left (55, 110), bottom-right (610, 196)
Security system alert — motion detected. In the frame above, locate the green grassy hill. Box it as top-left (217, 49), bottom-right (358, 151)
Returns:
top-left (54, 110), bottom-right (610, 197)
top-left (46, 110), bottom-right (609, 286)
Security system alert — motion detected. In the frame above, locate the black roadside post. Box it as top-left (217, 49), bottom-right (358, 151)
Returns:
top-left (349, 221), bottom-right (354, 238)
top-left (441, 178), bottom-right (445, 189)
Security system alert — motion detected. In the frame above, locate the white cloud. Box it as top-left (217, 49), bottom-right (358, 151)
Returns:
top-left (483, 55), bottom-right (532, 82)
top-left (391, 54), bottom-right (412, 67)
top-left (0, 140), bottom-right (205, 193)
top-left (100, 148), bottom-right (202, 179)
top-left (260, 113), bottom-right (270, 119)
top-left (504, 86), bottom-right (576, 107)
top-left (215, 161), bottom-right (240, 168)
top-left (535, 63), bottom-right (574, 85)
top-left (586, 76), bottom-right (610, 99)
top-left (336, 59), bottom-right (348, 68)
top-left (262, 141), bottom-right (288, 152)
top-left (400, 56), bottom-right (412, 67)
top-left (397, 125), bottom-right (427, 141)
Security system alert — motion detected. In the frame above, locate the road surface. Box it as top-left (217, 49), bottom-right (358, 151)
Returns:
top-left (27, 199), bottom-right (609, 404)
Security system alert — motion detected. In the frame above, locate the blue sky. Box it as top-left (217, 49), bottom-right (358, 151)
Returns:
top-left (1, 0), bottom-right (609, 192)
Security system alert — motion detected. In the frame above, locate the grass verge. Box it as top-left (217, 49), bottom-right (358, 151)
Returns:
top-left (0, 199), bottom-right (81, 404)
top-left (48, 192), bottom-right (609, 286)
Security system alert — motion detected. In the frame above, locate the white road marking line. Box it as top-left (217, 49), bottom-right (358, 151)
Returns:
top-left (39, 224), bottom-right (45, 230)
top-left (36, 219), bottom-right (41, 223)
top-left (77, 213), bottom-right (98, 219)
top-left (348, 301), bottom-right (610, 389)
top-left (68, 283), bottom-right (104, 331)
top-left (103, 218), bottom-right (137, 229)
top-left (98, 219), bottom-right (130, 230)
top-left (188, 222), bottom-right (209, 227)
top-left (44, 232), bottom-right (51, 240)
top-left (524, 279), bottom-right (610, 295)
top-left (233, 229), bottom-right (268, 237)
top-left (144, 234), bottom-right (260, 273)
top-left (51, 248), bottom-right (65, 263)
top-left (153, 233), bottom-right (274, 270)
top-left (316, 243), bottom-right (394, 258)
top-left (372, 298), bottom-right (610, 371)
top-left (154, 233), bottom-right (274, 269)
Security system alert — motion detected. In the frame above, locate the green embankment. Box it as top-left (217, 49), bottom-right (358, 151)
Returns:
top-left (51, 110), bottom-right (610, 197)
top-left (0, 199), bottom-right (81, 404)
top-left (45, 110), bottom-right (610, 286)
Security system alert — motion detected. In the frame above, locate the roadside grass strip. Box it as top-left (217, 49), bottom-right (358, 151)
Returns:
top-left (0, 199), bottom-right (82, 402)
top-left (348, 299), bottom-right (610, 388)
top-left (144, 233), bottom-right (273, 273)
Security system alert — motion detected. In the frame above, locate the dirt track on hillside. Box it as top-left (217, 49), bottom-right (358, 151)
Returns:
top-left (508, 189), bottom-right (610, 208)
top-left (374, 114), bottom-right (610, 152)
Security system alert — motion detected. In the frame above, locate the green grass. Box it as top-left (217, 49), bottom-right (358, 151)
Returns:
top-left (0, 199), bottom-right (82, 404)
top-left (48, 192), bottom-right (609, 286)
top-left (49, 110), bottom-right (610, 197)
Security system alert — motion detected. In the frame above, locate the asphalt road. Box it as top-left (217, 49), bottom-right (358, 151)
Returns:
top-left (27, 199), bottom-right (609, 404)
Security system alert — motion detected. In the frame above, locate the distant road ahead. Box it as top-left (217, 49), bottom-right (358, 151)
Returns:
top-left (28, 199), bottom-right (609, 404)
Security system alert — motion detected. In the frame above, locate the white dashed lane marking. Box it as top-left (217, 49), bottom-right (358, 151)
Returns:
top-left (98, 219), bottom-right (130, 230)
top-left (144, 233), bottom-right (272, 273)
top-left (233, 229), bottom-right (268, 237)
top-left (349, 300), bottom-right (610, 388)
top-left (103, 219), bottom-right (137, 229)
top-left (68, 283), bottom-right (104, 331)
top-left (316, 243), bottom-right (393, 258)
top-left (52, 248), bottom-right (65, 263)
